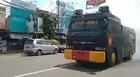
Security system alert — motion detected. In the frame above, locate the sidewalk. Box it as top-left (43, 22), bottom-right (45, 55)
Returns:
top-left (0, 50), bottom-right (23, 56)
top-left (0, 53), bottom-right (22, 57)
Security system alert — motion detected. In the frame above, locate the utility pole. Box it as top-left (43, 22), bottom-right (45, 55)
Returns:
top-left (57, 0), bottom-right (60, 40)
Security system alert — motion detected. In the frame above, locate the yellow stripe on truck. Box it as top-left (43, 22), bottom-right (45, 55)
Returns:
top-left (64, 49), bottom-right (73, 59)
top-left (89, 51), bottom-right (106, 63)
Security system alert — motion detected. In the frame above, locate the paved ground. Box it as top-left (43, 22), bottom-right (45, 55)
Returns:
top-left (0, 52), bottom-right (140, 77)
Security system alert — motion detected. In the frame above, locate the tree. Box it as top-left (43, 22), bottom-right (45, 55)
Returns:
top-left (41, 13), bottom-right (57, 39)
top-left (35, 32), bottom-right (45, 38)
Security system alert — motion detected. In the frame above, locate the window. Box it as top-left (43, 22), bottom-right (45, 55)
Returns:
top-left (36, 40), bottom-right (47, 44)
top-left (36, 40), bottom-right (41, 44)
top-left (46, 42), bottom-right (52, 45)
top-left (41, 41), bottom-right (47, 44)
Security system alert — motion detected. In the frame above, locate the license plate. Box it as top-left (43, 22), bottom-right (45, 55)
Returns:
top-left (73, 51), bottom-right (89, 61)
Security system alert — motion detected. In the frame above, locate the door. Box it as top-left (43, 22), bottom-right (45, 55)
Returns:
top-left (39, 40), bottom-right (48, 54)
top-left (45, 42), bottom-right (54, 53)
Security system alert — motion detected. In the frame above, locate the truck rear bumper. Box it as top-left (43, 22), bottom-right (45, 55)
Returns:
top-left (64, 49), bottom-right (106, 63)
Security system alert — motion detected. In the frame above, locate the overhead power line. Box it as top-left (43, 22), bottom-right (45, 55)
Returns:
top-left (0, 0), bottom-right (72, 19)
top-left (2, 0), bottom-right (34, 11)
top-left (1, 0), bottom-right (36, 14)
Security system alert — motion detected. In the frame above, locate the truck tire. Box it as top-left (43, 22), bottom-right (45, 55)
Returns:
top-left (116, 51), bottom-right (121, 64)
top-left (106, 51), bottom-right (117, 67)
top-left (127, 53), bottom-right (133, 60)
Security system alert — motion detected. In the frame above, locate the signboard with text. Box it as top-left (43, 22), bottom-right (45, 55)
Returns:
top-left (87, 0), bottom-right (106, 5)
top-left (10, 34), bottom-right (33, 39)
top-left (57, 1), bottom-right (74, 35)
top-left (10, 0), bottom-right (37, 33)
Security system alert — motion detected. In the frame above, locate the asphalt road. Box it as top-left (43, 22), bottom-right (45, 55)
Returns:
top-left (0, 52), bottom-right (140, 77)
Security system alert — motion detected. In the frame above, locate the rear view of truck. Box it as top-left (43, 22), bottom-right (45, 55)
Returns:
top-left (64, 6), bottom-right (136, 67)
top-left (64, 7), bottom-right (108, 65)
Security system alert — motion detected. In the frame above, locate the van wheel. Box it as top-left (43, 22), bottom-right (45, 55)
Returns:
top-left (106, 51), bottom-right (117, 67)
top-left (37, 50), bottom-right (42, 56)
top-left (54, 49), bottom-right (58, 54)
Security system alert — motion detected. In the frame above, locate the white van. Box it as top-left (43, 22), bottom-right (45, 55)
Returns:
top-left (24, 39), bottom-right (59, 56)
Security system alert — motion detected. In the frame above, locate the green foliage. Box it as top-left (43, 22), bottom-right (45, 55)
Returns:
top-left (43, 36), bottom-right (49, 40)
top-left (36, 32), bottom-right (44, 38)
top-left (49, 39), bottom-right (60, 45)
top-left (40, 13), bottom-right (57, 40)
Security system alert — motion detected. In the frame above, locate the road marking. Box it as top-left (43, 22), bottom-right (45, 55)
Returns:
top-left (13, 62), bottom-right (75, 77)
top-left (13, 67), bottom-right (60, 77)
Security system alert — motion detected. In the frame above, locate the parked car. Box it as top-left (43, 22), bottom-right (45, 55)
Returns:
top-left (46, 40), bottom-right (66, 53)
top-left (23, 39), bottom-right (59, 56)
top-left (57, 44), bottom-right (66, 53)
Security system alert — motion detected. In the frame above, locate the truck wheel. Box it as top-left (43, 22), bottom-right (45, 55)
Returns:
top-left (127, 53), bottom-right (133, 60)
top-left (106, 51), bottom-right (117, 67)
top-left (115, 52), bottom-right (121, 64)
top-left (37, 50), bottom-right (42, 56)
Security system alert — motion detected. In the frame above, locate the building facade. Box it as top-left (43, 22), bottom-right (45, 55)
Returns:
top-left (0, 6), bottom-right (8, 52)
top-left (57, 1), bottom-right (74, 44)
top-left (0, 0), bottom-right (37, 52)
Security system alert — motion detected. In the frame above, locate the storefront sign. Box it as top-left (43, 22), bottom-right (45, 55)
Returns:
top-left (10, 34), bottom-right (33, 39)
top-left (10, 0), bottom-right (37, 33)
top-left (57, 1), bottom-right (74, 35)
top-left (87, 0), bottom-right (106, 5)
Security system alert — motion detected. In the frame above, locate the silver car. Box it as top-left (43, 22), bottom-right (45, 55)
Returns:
top-left (24, 39), bottom-right (59, 56)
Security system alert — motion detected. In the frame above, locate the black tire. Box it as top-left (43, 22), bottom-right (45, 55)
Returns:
top-left (106, 51), bottom-right (117, 67)
top-left (37, 50), bottom-right (42, 56)
top-left (54, 49), bottom-right (58, 54)
top-left (127, 53), bottom-right (133, 60)
top-left (115, 52), bottom-right (121, 64)
top-left (123, 53), bottom-right (133, 61)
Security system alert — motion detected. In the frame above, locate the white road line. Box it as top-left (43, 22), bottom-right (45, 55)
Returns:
top-left (13, 67), bottom-right (60, 77)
